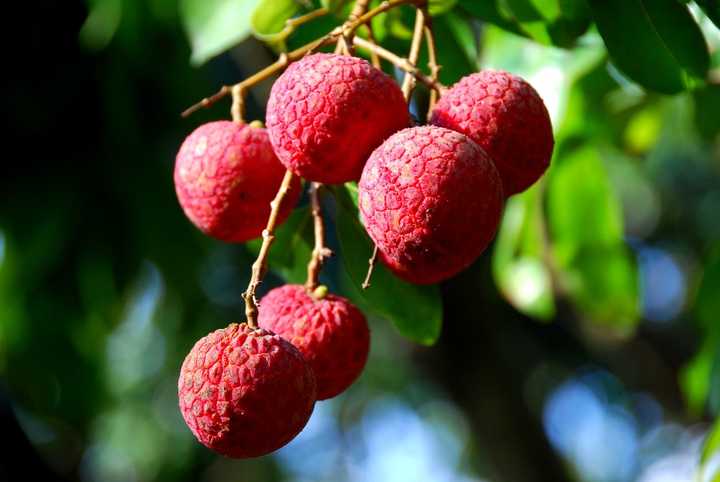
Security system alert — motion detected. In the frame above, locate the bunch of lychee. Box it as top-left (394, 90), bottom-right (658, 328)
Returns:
top-left (174, 52), bottom-right (553, 458)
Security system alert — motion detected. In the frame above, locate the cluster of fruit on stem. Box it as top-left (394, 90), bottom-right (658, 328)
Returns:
top-left (174, 0), bottom-right (553, 459)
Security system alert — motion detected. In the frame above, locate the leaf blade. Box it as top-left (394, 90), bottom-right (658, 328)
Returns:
top-left (586, 0), bottom-right (709, 93)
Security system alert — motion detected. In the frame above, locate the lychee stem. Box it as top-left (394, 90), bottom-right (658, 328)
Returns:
top-left (361, 246), bottom-right (379, 290)
top-left (401, 7), bottom-right (426, 98)
top-left (352, 36), bottom-right (446, 94)
top-left (242, 170), bottom-right (296, 328)
top-left (181, 0), bottom-right (427, 119)
top-left (305, 182), bottom-right (333, 293)
top-left (424, 21), bottom-right (440, 115)
top-left (363, 24), bottom-right (382, 69)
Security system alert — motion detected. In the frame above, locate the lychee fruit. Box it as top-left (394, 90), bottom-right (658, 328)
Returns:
top-left (358, 126), bottom-right (503, 285)
top-left (430, 70), bottom-right (554, 196)
top-left (258, 285), bottom-right (369, 400)
top-left (178, 323), bottom-right (316, 458)
top-left (266, 53), bottom-right (410, 184)
top-left (174, 121), bottom-right (302, 242)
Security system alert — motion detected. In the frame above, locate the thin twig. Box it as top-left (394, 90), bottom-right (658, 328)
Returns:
top-left (361, 246), bottom-right (379, 290)
top-left (276, 7), bottom-right (329, 41)
top-left (353, 36), bottom-right (445, 94)
top-left (242, 170), bottom-right (296, 327)
top-left (363, 24), bottom-right (382, 68)
top-left (401, 7), bottom-right (426, 98)
top-left (230, 84), bottom-right (245, 123)
top-left (424, 22), bottom-right (440, 116)
top-left (305, 183), bottom-right (333, 293)
top-left (181, 0), bottom-right (425, 118)
top-left (334, 35), bottom-right (351, 55)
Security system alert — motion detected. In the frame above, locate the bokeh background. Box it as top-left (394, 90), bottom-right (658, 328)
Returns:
top-left (3, 1), bottom-right (720, 481)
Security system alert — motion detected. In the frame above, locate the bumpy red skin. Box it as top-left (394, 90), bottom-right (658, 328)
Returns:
top-left (258, 285), bottom-right (369, 400)
top-left (266, 53), bottom-right (410, 184)
top-left (358, 126), bottom-right (504, 285)
top-left (178, 323), bottom-right (316, 458)
top-left (430, 70), bottom-right (554, 196)
top-left (174, 121), bottom-right (301, 242)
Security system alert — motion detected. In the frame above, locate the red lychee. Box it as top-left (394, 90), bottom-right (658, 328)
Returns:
top-left (266, 53), bottom-right (410, 184)
top-left (258, 285), bottom-right (369, 400)
top-left (178, 323), bottom-right (316, 458)
top-left (174, 121), bottom-right (301, 242)
top-left (358, 126), bottom-right (503, 284)
top-left (430, 70), bottom-right (554, 196)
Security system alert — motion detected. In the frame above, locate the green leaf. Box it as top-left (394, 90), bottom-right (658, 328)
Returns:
top-left (180, 0), bottom-right (262, 65)
top-left (500, 0), bottom-right (545, 22)
top-left (695, 0), bottom-right (720, 29)
top-left (563, 245), bottom-right (639, 330)
top-left (332, 185), bottom-right (443, 345)
top-left (458, 0), bottom-right (590, 47)
top-left (320, 0), bottom-right (348, 13)
top-left (681, 254), bottom-right (720, 415)
top-left (251, 0), bottom-right (301, 50)
top-left (681, 336), bottom-right (716, 416)
top-left (492, 184), bottom-right (555, 320)
top-left (547, 147), bottom-right (623, 265)
top-left (429, 0), bottom-right (458, 15)
top-left (697, 255), bottom-right (720, 328)
top-left (246, 206), bottom-right (313, 285)
top-left (586, 0), bottom-right (710, 94)
top-left (456, 0), bottom-right (528, 37)
top-left (702, 417), bottom-right (720, 477)
top-left (694, 84), bottom-right (720, 142)
top-left (547, 147), bottom-right (639, 330)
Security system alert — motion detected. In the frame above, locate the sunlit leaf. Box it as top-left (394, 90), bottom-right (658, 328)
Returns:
top-left (695, 0), bottom-right (720, 29)
top-left (180, 0), bottom-right (261, 65)
top-left (548, 147), bottom-right (639, 330)
top-left (251, 0), bottom-right (301, 50)
top-left (492, 185), bottom-right (555, 320)
top-left (320, 0), bottom-right (348, 13)
top-left (332, 185), bottom-right (442, 345)
top-left (457, 0), bottom-right (590, 47)
top-left (586, 0), bottom-right (710, 93)
top-left (79, 0), bottom-right (123, 51)
top-left (702, 417), bottom-right (720, 477)
top-left (429, 0), bottom-right (458, 16)
top-left (547, 147), bottom-right (623, 265)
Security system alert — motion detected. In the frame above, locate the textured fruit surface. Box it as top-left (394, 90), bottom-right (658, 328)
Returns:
top-left (258, 285), bottom-right (369, 400)
top-left (178, 323), bottom-right (316, 458)
top-left (430, 70), bottom-right (553, 196)
top-left (358, 126), bottom-right (503, 284)
top-left (174, 121), bottom-right (301, 242)
top-left (266, 53), bottom-right (410, 184)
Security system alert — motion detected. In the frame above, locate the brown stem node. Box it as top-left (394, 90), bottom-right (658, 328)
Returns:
top-left (361, 245), bottom-right (379, 290)
top-left (305, 182), bottom-right (333, 292)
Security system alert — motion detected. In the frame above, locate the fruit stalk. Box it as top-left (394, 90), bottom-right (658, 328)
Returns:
top-left (352, 36), bottom-right (445, 94)
top-left (242, 169), bottom-right (297, 327)
top-left (305, 183), bottom-right (333, 292)
top-left (182, 0), bottom-right (426, 118)
top-left (401, 7), bottom-right (426, 98)
top-left (424, 21), bottom-right (440, 114)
